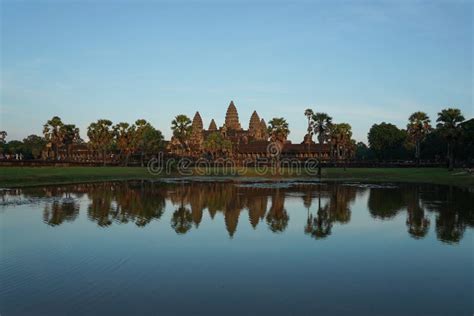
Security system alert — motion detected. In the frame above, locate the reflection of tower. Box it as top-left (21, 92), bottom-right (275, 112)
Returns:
top-left (208, 205), bottom-right (218, 219)
top-left (247, 194), bottom-right (268, 229)
top-left (223, 187), bottom-right (244, 237)
top-left (225, 208), bottom-right (240, 237)
top-left (191, 204), bottom-right (203, 227)
top-left (190, 187), bottom-right (205, 227)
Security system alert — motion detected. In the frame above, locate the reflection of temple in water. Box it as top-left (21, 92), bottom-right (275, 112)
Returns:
top-left (5, 181), bottom-right (473, 243)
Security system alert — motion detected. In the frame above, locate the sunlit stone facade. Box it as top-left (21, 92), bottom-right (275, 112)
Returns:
top-left (169, 100), bottom-right (331, 161)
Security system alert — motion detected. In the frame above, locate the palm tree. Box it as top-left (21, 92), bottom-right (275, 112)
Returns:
top-left (304, 108), bottom-right (314, 139)
top-left (312, 112), bottom-right (333, 145)
top-left (266, 190), bottom-right (289, 233)
top-left (436, 108), bottom-right (465, 171)
top-left (267, 118), bottom-right (290, 175)
top-left (407, 112), bottom-right (432, 166)
top-left (304, 109), bottom-right (314, 156)
top-left (113, 122), bottom-right (137, 166)
top-left (0, 131), bottom-right (6, 144)
top-left (61, 124), bottom-right (80, 159)
top-left (267, 117), bottom-right (290, 145)
top-left (171, 115), bottom-right (192, 153)
top-left (329, 123), bottom-right (354, 169)
top-left (87, 119), bottom-right (114, 166)
top-left (43, 116), bottom-right (64, 159)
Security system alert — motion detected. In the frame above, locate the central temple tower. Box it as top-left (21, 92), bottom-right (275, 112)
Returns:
top-left (224, 101), bottom-right (242, 130)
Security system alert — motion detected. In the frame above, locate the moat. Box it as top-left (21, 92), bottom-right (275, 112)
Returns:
top-left (1, 180), bottom-right (472, 315)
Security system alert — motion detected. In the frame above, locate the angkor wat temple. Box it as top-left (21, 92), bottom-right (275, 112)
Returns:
top-left (168, 101), bottom-right (331, 161)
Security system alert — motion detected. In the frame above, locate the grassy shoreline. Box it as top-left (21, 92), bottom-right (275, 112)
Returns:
top-left (0, 166), bottom-right (473, 188)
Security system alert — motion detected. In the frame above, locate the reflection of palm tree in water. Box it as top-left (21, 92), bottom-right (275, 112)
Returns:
top-left (171, 205), bottom-right (193, 234)
top-left (328, 185), bottom-right (355, 224)
top-left (115, 182), bottom-right (166, 227)
top-left (43, 199), bottom-right (80, 226)
top-left (86, 182), bottom-right (166, 227)
top-left (171, 181), bottom-right (193, 234)
top-left (305, 184), bottom-right (358, 239)
top-left (15, 181), bottom-right (473, 244)
top-left (266, 189), bottom-right (289, 233)
top-left (305, 185), bottom-right (332, 239)
top-left (87, 183), bottom-right (118, 227)
top-left (429, 186), bottom-right (468, 243)
top-left (405, 187), bottom-right (430, 239)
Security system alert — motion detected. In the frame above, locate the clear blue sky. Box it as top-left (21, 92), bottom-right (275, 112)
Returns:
top-left (1, 0), bottom-right (472, 143)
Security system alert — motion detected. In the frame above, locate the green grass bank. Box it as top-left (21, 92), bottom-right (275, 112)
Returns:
top-left (0, 166), bottom-right (473, 188)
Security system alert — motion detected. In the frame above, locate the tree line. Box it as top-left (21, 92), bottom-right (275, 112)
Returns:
top-left (0, 117), bottom-right (164, 166)
top-left (0, 107), bottom-right (471, 168)
top-left (304, 109), bottom-right (355, 160)
top-left (361, 108), bottom-right (472, 170)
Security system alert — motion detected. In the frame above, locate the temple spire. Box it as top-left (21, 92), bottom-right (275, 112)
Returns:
top-left (190, 111), bottom-right (204, 151)
top-left (208, 119), bottom-right (217, 131)
top-left (249, 111), bottom-right (262, 139)
top-left (224, 100), bottom-right (241, 130)
top-left (249, 111), bottom-right (260, 130)
top-left (192, 111), bottom-right (203, 131)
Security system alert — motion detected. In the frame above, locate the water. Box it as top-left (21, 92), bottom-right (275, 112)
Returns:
top-left (1, 180), bottom-right (473, 315)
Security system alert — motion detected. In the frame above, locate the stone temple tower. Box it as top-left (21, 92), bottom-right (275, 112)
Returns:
top-left (208, 119), bottom-right (218, 132)
top-left (249, 110), bottom-right (262, 139)
top-left (190, 111), bottom-right (204, 149)
top-left (224, 101), bottom-right (242, 130)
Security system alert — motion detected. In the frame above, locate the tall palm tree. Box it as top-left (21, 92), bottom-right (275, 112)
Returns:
top-left (87, 119), bottom-right (114, 166)
top-left (407, 112), bottom-right (432, 166)
top-left (61, 124), bottom-right (80, 159)
top-left (267, 118), bottom-right (290, 175)
top-left (312, 112), bottom-right (333, 145)
top-left (436, 108), bottom-right (465, 171)
top-left (304, 108), bottom-right (314, 139)
top-left (113, 122), bottom-right (137, 166)
top-left (329, 123), bottom-right (353, 167)
top-left (43, 116), bottom-right (64, 159)
top-left (304, 109), bottom-right (314, 156)
top-left (171, 115), bottom-right (192, 152)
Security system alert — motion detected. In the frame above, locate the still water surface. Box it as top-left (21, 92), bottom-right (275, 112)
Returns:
top-left (1, 180), bottom-right (473, 315)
